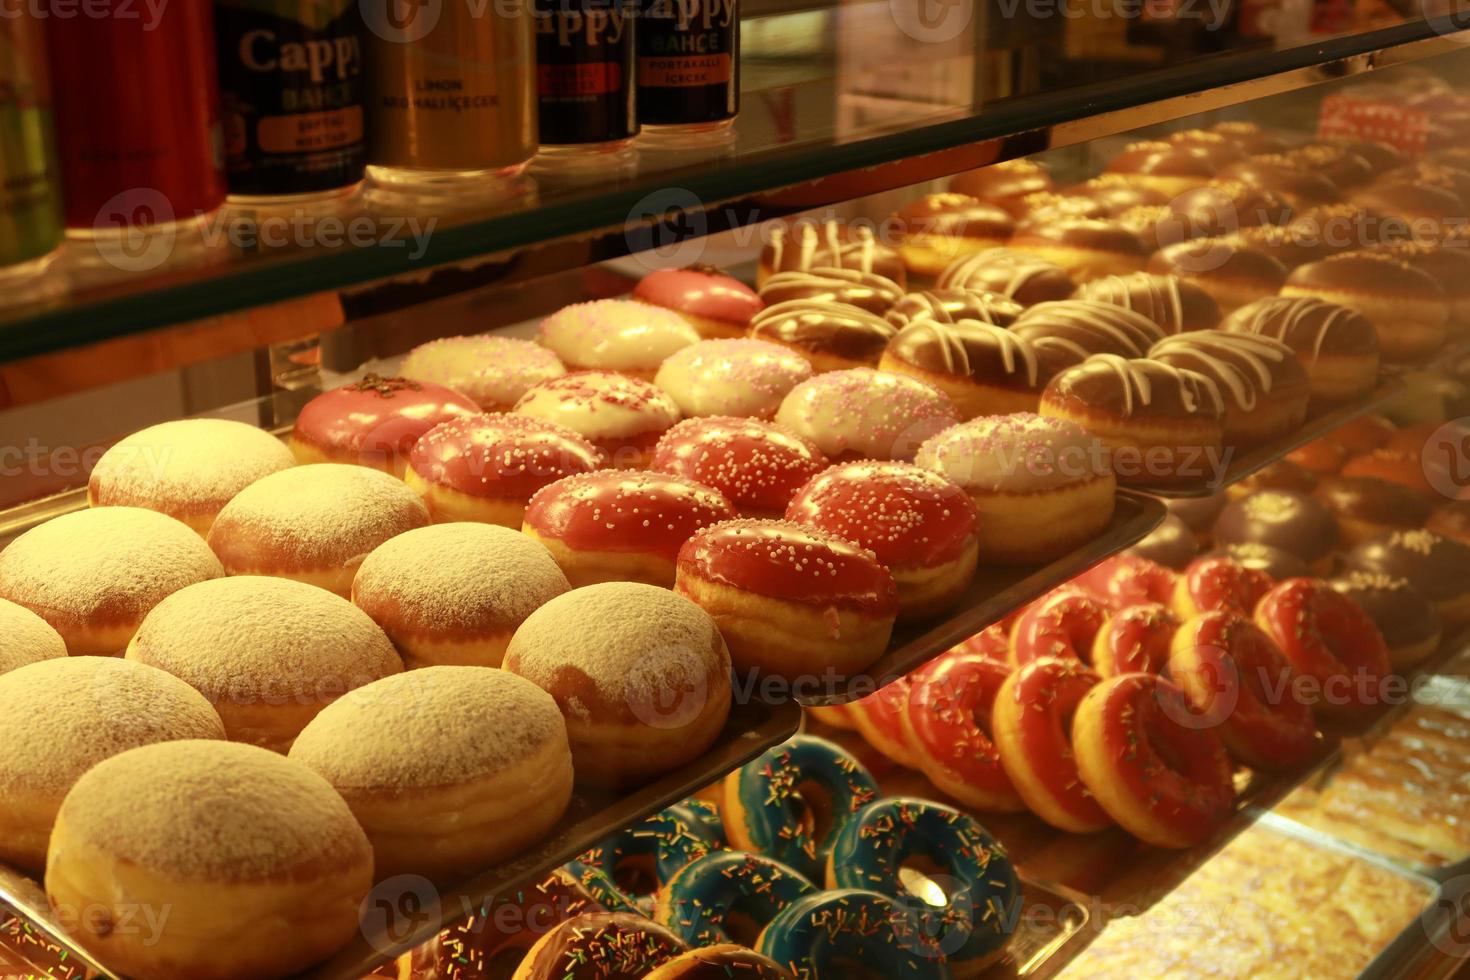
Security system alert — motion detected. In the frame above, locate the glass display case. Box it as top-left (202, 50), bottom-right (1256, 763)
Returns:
top-left (3, 3), bottom-right (1470, 979)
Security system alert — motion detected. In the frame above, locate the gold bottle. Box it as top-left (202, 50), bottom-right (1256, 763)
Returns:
top-left (364, 0), bottom-right (537, 188)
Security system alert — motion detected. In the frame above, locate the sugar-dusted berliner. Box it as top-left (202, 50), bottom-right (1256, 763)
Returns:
top-left (405, 413), bottom-right (602, 527)
top-left (0, 507), bottom-right (223, 656)
top-left (1039, 355), bottom-right (1226, 488)
top-left (399, 335), bottom-right (566, 412)
top-left (1313, 475), bottom-right (1430, 547)
top-left (675, 519), bottom-right (897, 681)
top-left (747, 298), bottom-right (898, 372)
top-left (1281, 251), bottom-right (1448, 363)
top-left (915, 412), bottom-right (1116, 564)
top-left (887, 192), bottom-right (1016, 279)
top-left (504, 582), bottom-right (731, 786)
top-left (1103, 140), bottom-right (1216, 196)
top-left (207, 463), bottom-right (428, 597)
top-left (651, 416), bottom-right (828, 518)
top-left (537, 299), bottom-right (699, 380)
top-left (1066, 174), bottom-right (1169, 215)
top-left (0, 657), bottom-right (225, 872)
top-left (127, 576), bottom-right (403, 752)
top-left (786, 461), bottom-right (978, 620)
top-left (884, 287), bottom-right (1024, 329)
top-left (352, 523), bottom-right (569, 669)
top-left (513, 371), bottom-right (682, 470)
top-left (522, 470), bottom-right (736, 588)
top-left (758, 267), bottom-right (906, 317)
top-left (1009, 300), bottom-right (1166, 382)
top-left (512, 912), bottom-right (689, 980)
top-left (1148, 331), bottom-right (1310, 446)
top-left (1076, 272), bottom-right (1221, 334)
top-left (1220, 155), bottom-right (1340, 207)
top-left (45, 740), bottom-right (373, 980)
top-left (757, 219), bottom-right (907, 288)
top-left (1220, 295), bottom-right (1381, 407)
top-left (1344, 528), bottom-right (1470, 628)
top-left (1148, 237), bottom-right (1289, 315)
top-left (1331, 570), bottom-right (1441, 669)
top-left (290, 666), bottom-right (571, 882)
top-left (878, 317), bottom-right (1047, 418)
top-left (936, 246), bottom-right (1078, 307)
top-left (633, 264), bottom-right (765, 339)
top-left (0, 598), bottom-right (65, 677)
top-left (289, 374), bottom-right (479, 476)
top-left (88, 418), bottom-right (295, 534)
top-left (775, 368), bottom-right (959, 462)
top-left (654, 338), bottom-right (813, 420)
top-left (1009, 217), bottom-right (1150, 282)
top-left (949, 157), bottom-right (1052, 204)
top-left (1212, 489), bottom-right (1337, 574)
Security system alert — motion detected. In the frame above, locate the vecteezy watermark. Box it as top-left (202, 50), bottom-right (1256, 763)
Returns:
top-left (48, 900), bottom-right (172, 947)
top-left (1422, 417), bottom-right (1470, 500)
top-left (993, 0), bottom-right (1232, 28)
top-left (1426, 874), bottom-right (1470, 958)
top-left (890, 0), bottom-right (975, 43)
top-left (0, 0), bottom-right (170, 30)
top-left (1421, 0), bottom-right (1470, 43)
top-left (0, 439), bottom-right (109, 479)
top-left (361, 875), bottom-right (442, 956)
top-left (625, 186), bottom-right (709, 270)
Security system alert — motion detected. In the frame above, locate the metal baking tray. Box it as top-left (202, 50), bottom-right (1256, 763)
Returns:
top-left (1128, 377), bottom-right (1405, 498)
top-left (0, 697), bottom-right (802, 980)
top-left (795, 490), bottom-right (1166, 706)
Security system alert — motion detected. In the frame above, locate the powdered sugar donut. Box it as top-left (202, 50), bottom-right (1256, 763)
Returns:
top-left (45, 740), bottom-right (373, 980)
top-left (290, 666), bottom-right (573, 881)
top-left (522, 471), bottom-right (736, 589)
top-left (399, 335), bottom-right (566, 411)
top-left (775, 368), bottom-right (959, 461)
top-left (504, 583), bottom-right (732, 787)
top-left (651, 417), bottom-right (829, 518)
top-left (514, 371), bottom-right (682, 469)
top-left (0, 657), bottom-right (225, 872)
top-left (352, 523), bottom-right (570, 669)
top-left (289, 375), bottom-right (479, 477)
top-left (633, 265), bottom-right (765, 339)
top-left (127, 576), bottom-right (403, 752)
top-left (538, 299), bottom-right (700, 379)
top-left (0, 507), bottom-right (224, 656)
top-left (88, 419), bottom-right (295, 534)
top-left (207, 463), bottom-right (429, 597)
top-left (406, 414), bottom-right (603, 527)
top-left (0, 598), bottom-right (66, 677)
top-left (654, 338), bottom-right (813, 419)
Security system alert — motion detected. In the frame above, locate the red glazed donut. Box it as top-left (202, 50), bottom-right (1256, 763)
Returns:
top-left (1073, 554), bottom-right (1176, 607)
top-left (993, 658), bottom-right (1112, 832)
top-left (848, 675), bottom-right (921, 769)
top-left (290, 375), bottom-right (479, 477)
top-left (901, 652), bottom-right (1025, 812)
top-left (651, 417), bottom-right (828, 519)
top-left (522, 471), bottom-right (736, 589)
top-left (1009, 588), bottom-right (1109, 668)
top-left (785, 461), bottom-right (980, 621)
top-left (1168, 611), bottom-right (1320, 770)
top-left (1091, 603), bottom-right (1180, 677)
top-left (1253, 578), bottom-right (1391, 716)
top-left (1171, 554), bottom-right (1273, 618)
top-left (1072, 673), bottom-right (1235, 848)
top-left (951, 623), bottom-right (1011, 663)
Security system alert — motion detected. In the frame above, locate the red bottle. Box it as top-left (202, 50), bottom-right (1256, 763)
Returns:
top-left (47, 3), bottom-right (225, 232)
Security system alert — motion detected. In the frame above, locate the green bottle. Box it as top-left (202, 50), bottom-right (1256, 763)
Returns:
top-left (0, 12), bottom-right (62, 272)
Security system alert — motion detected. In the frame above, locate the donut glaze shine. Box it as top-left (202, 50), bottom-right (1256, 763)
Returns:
top-left (524, 471), bottom-right (735, 561)
top-left (651, 416), bottom-right (828, 518)
top-left (407, 414), bottom-right (602, 513)
top-left (290, 374), bottom-right (479, 475)
top-left (633, 265), bottom-right (765, 331)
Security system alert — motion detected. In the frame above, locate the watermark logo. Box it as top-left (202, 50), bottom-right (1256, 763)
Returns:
top-left (362, 0), bottom-right (443, 43)
top-left (625, 186), bottom-right (707, 270)
top-left (361, 874), bottom-right (441, 956)
top-left (625, 649), bottom-right (713, 730)
top-left (90, 188), bottom-right (177, 273)
top-left (1421, 0), bottom-right (1470, 43)
top-left (890, 0), bottom-right (974, 43)
top-left (1426, 874), bottom-right (1470, 957)
top-left (1423, 417), bottom-right (1470, 500)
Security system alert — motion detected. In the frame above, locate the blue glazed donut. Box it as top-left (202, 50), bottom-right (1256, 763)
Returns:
top-left (679, 796), bottom-right (726, 844)
top-left (827, 797), bottom-right (1021, 976)
top-left (655, 850), bottom-right (816, 948)
top-left (756, 888), bottom-right (950, 979)
top-left (723, 735), bottom-right (879, 881)
top-left (567, 801), bottom-right (722, 911)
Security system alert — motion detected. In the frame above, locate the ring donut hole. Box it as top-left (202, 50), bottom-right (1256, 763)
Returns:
top-left (898, 855), bottom-right (957, 908)
top-left (790, 778), bottom-right (838, 852)
top-left (607, 852), bottom-right (660, 902)
top-left (827, 955), bottom-right (893, 980)
top-left (721, 901), bottom-right (773, 949)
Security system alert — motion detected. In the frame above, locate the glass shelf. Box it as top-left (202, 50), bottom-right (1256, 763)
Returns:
top-left (0, 5), bottom-right (1460, 363)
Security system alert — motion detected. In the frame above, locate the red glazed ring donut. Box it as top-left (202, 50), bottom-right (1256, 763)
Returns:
top-left (848, 676), bottom-right (921, 769)
top-left (1074, 554), bottom-right (1176, 608)
top-left (1253, 577), bottom-right (1391, 716)
top-left (951, 623), bottom-right (1011, 663)
top-left (1009, 589), bottom-right (1109, 669)
top-left (993, 658), bottom-right (1111, 833)
top-left (805, 704), bottom-right (856, 730)
top-left (1171, 555), bottom-right (1274, 618)
top-left (1169, 611), bottom-right (1321, 770)
top-left (1091, 603), bottom-right (1179, 677)
top-left (1072, 673), bottom-right (1235, 848)
top-left (901, 652), bottom-right (1025, 812)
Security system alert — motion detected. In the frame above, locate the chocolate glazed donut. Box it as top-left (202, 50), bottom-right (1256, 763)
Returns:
top-left (935, 247), bottom-right (1077, 306)
top-left (748, 298), bottom-right (897, 372)
top-left (1077, 272), bottom-right (1221, 333)
top-left (885, 288), bottom-right (1024, 328)
top-left (757, 267), bottom-right (905, 316)
top-left (1010, 300), bottom-right (1165, 378)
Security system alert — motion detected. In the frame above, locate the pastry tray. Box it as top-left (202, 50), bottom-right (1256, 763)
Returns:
top-left (1127, 377), bottom-right (1405, 498)
top-left (0, 697), bottom-right (803, 980)
top-left (795, 490), bottom-right (1166, 706)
